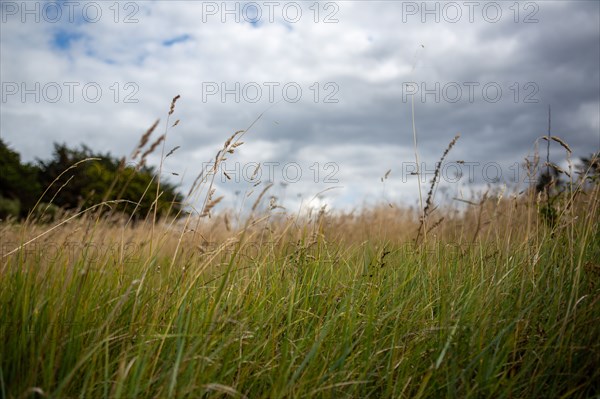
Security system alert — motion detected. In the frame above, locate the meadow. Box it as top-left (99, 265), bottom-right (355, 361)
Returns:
top-left (1, 101), bottom-right (599, 398)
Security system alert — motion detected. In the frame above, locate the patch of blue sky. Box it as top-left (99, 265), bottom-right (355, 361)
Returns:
top-left (281, 21), bottom-right (294, 32)
top-left (239, 1), bottom-right (262, 27)
top-left (48, 0), bottom-right (90, 26)
top-left (162, 34), bottom-right (191, 47)
top-left (51, 29), bottom-right (84, 50)
top-left (51, 29), bottom-right (116, 65)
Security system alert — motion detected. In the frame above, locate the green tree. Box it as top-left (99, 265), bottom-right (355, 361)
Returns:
top-left (0, 139), bottom-right (42, 218)
top-left (37, 143), bottom-right (183, 220)
top-left (535, 160), bottom-right (568, 228)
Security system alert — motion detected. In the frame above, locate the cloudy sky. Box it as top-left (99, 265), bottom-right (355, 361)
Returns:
top-left (1, 1), bottom-right (599, 212)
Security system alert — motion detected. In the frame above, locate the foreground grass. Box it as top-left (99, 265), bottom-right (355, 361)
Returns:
top-left (1, 188), bottom-right (600, 398)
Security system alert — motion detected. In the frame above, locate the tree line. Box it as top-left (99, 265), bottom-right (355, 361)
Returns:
top-left (0, 139), bottom-right (183, 221)
top-left (1, 137), bottom-right (597, 222)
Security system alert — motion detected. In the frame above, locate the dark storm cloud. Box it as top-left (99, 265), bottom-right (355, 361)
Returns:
top-left (229, 1), bottom-right (599, 195)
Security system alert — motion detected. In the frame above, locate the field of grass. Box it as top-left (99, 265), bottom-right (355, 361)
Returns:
top-left (1, 117), bottom-right (599, 398)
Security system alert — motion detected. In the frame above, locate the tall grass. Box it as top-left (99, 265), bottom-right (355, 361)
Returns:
top-left (1, 102), bottom-right (599, 398)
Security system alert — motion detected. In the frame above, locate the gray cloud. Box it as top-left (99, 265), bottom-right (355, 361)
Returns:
top-left (1, 0), bottom-right (598, 211)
